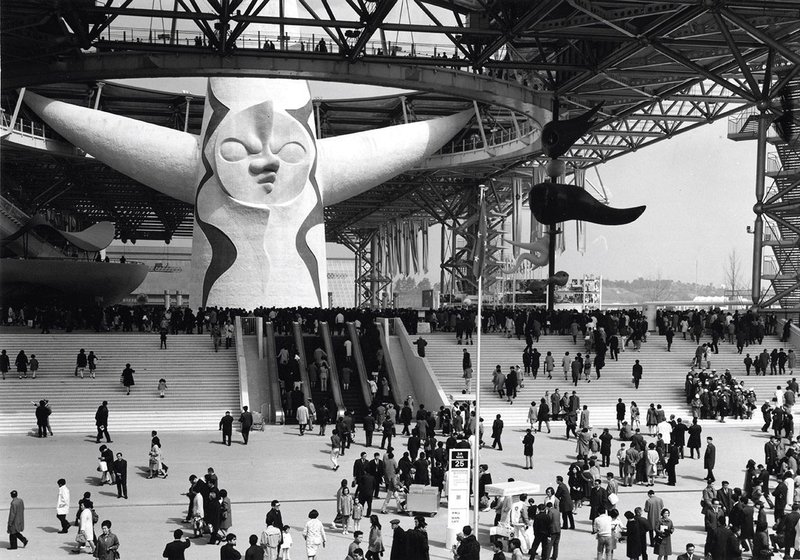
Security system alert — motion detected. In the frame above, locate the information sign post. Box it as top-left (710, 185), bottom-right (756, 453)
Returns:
top-left (446, 448), bottom-right (471, 549)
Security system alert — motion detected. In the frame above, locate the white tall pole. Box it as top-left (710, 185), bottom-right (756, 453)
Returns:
top-left (473, 273), bottom-right (482, 533)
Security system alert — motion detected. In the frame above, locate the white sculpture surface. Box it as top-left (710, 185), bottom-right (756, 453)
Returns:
top-left (26, 78), bottom-right (470, 308)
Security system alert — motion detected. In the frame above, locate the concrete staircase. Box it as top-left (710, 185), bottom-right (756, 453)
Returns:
top-left (424, 330), bottom-right (794, 429)
top-left (0, 333), bottom-right (240, 434)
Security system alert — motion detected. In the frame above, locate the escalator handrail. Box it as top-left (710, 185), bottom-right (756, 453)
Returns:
top-left (319, 322), bottom-right (347, 419)
top-left (291, 322), bottom-right (314, 405)
top-left (264, 321), bottom-right (285, 425)
top-left (347, 322), bottom-right (373, 408)
top-left (375, 319), bottom-right (403, 406)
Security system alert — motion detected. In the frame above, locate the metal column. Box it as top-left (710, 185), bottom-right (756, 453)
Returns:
top-left (751, 105), bottom-right (769, 306)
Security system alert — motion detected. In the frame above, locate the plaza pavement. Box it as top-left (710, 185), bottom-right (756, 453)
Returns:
top-left (0, 419), bottom-right (770, 559)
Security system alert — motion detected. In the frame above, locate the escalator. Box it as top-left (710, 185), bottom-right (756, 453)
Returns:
top-left (293, 321), bottom-right (343, 419)
top-left (323, 321), bottom-right (368, 420)
top-left (263, 322), bottom-right (285, 424)
top-left (347, 321), bottom-right (374, 413)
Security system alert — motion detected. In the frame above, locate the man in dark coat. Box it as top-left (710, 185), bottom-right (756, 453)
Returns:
top-left (389, 519), bottom-right (405, 560)
top-left (704, 437), bottom-right (716, 482)
top-left (708, 524), bottom-right (740, 560)
top-left (490, 414), bottom-right (504, 451)
top-left (95, 401), bottom-right (111, 443)
top-left (238, 406), bottom-right (253, 444)
top-left (773, 476), bottom-right (789, 521)
top-left (6, 490), bottom-right (27, 549)
top-left (671, 418), bottom-right (688, 458)
top-left (357, 473), bottom-right (376, 516)
top-left (632, 360), bottom-right (643, 389)
top-left (219, 412), bottom-right (234, 446)
top-left (781, 503), bottom-right (800, 559)
top-left (454, 525), bottom-right (480, 560)
top-left (405, 516), bottom-right (430, 560)
top-left (367, 453), bottom-right (384, 499)
top-left (529, 504), bottom-right (552, 559)
top-left (555, 476), bottom-right (574, 529)
top-left (264, 500), bottom-right (283, 529)
top-left (219, 533), bottom-right (241, 560)
top-left (35, 400), bottom-right (50, 438)
top-left (588, 479), bottom-right (607, 522)
top-left (162, 529), bottom-right (191, 560)
top-left (363, 412), bottom-right (376, 447)
top-left (113, 452), bottom-right (128, 499)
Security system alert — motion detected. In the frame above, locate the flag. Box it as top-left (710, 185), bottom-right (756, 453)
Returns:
top-left (472, 188), bottom-right (488, 278)
top-left (421, 221), bottom-right (429, 274)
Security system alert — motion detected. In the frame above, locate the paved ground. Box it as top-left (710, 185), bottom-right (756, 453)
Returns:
top-left (0, 418), bottom-right (769, 559)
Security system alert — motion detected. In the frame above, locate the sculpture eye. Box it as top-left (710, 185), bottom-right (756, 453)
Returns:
top-left (219, 140), bottom-right (250, 162)
top-left (275, 141), bottom-right (306, 164)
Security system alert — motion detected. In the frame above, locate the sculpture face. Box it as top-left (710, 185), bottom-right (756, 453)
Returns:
top-left (215, 102), bottom-right (314, 205)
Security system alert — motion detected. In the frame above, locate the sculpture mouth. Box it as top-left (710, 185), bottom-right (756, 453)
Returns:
top-left (256, 172), bottom-right (278, 188)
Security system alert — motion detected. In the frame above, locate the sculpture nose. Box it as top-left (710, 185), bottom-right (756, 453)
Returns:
top-left (249, 150), bottom-right (280, 176)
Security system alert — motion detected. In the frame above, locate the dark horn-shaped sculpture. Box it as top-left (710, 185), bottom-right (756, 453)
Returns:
top-left (541, 103), bottom-right (603, 159)
top-left (530, 182), bottom-right (646, 226)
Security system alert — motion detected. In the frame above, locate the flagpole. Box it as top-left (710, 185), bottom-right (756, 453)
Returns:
top-left (472, 185), bottom-right (485, 536)
top-left (473, 273), bottom-right (482, 533)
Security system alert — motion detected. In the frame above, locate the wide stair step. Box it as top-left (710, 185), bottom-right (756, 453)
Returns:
top-left (0, 333), bottom-right (240, 433)
top-left (424, 331), bottom-right (793, 429)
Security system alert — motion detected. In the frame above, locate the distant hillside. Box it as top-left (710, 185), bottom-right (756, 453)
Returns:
top-left (603, 278), bottom-right (723, 304)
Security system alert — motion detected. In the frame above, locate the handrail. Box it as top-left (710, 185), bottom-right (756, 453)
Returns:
top-left (438, 119), bottom-right (536, 155)
top-left (264, 322), bottom-right (285, 425)
top-left (291, 321), bottom-right (313, 405)
top-left (233, 316), bottom-right (251, 412)
top-left (375, 319), bottom-right (402, 406)
top-left (347, 322), bottom-right (373, 408)
top-left (319, 322), bottom-right (346, 419)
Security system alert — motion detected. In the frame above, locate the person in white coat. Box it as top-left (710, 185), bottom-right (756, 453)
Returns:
top-left (74, 498), bottom-right (95, 554)
top-left (296, 402), bottom-right (310, 436)
top-left (56, 479), bottom-right (70, 533)
top-left (192, 492), bottom-right (205, 537)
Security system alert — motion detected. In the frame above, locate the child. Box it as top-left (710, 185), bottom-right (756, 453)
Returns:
top-left (158, 378), bottom-right (168, 398)
top-left (351, 499), bottom-right (363, 533)
top-left (29, 354), bottom-right (39, 379)
top-left (279, 525), bottom-right (292, 560)
top-left (491, 539), bottom-right (507, 560)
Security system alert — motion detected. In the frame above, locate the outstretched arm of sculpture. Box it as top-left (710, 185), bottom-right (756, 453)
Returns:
top-left (318, 110), bottom-right (472, 206)
top-left (24, 91), bottom-right (202, 205)
top-left (531, 183), bottom-right (645, 226)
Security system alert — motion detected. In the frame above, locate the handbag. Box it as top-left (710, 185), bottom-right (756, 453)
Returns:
top-left (75, 530), bottom-right (87, 545)
top-left (607, 492), bottom-right (619, 505)
top-left (99, 460), bottom-right (108, 472)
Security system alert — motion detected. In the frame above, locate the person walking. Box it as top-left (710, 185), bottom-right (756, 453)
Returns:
top-left (95, 520), bottom-right (120, 560)
top-left (239, 406), bottom-right (254, 444)
top-left (87, 351), bottom-right (99, 379)
top-left (0, 349), bottom-right (9, 380)
top-left (220, 411), bottom-right (234, 446)
top-left (462, 349), bottom-right (473, 393)
top-left (15, 350), bottom-right (28, 379)
top-left (302, 510), bottom-right (326, 560)
top-left (76, 348), bottom-right (88, 379)
top-left (73, 498), bottom-right (95, 554)
top-left (297, 401), bottom-right (310, 436)
top-left (704, 437), bottom-right (716, 482)
top-left (120, 363), bottom-right (135, 395)
top-left (632, 360), bottom-right (643, 389)
top-left (522, 429), bottom-right (535, 470)
top-left (95, 401), bottom-right (112, 443)
top-left (29, 354), bottom-right (39, 379)
top-left (56, 479), bottom-right (70, 533)
top-left (113, 452), bottom-right (128, 499)
top-left (366, 515), bottom-right (383, 560)
top-left (491, 414), bottom-right (504, 451)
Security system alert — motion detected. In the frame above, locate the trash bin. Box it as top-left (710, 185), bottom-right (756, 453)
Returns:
top-left (405, 486), bottom-right (440, 516)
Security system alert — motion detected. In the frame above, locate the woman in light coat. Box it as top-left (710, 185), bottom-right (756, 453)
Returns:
top-left (302, 509), bottom-right (326, 560)
top-left (148, 443), bottom-right (164, 479)
top-left (74, 499), bottom-right (95, 554)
